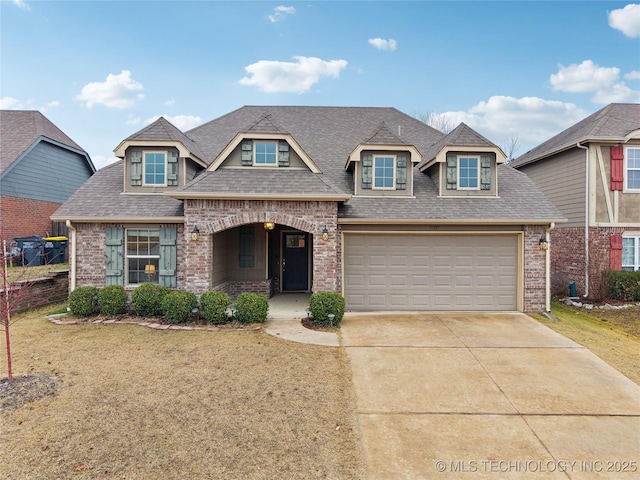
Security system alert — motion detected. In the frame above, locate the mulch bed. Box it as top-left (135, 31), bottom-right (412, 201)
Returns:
top-left (0, 373), bottom-right (61, 413)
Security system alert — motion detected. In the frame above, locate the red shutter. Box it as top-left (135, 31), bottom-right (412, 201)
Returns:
top-left (610, 235), bottom-right (623, 270)
top-left (610, 145), bottom-right (624, 191)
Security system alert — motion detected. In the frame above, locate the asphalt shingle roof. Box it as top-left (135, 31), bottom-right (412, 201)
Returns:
top-left (418, 122), bottom-right (499, 168)
top-left (0, 110), bottom-right (88, 174)
top-left (511, 103), bottom-right (640, 167)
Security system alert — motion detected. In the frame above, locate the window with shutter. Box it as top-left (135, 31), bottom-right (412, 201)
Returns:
top-left (254, 141), bottom-right (277, 165)
top-left (278, 141), bottom-right (290, 167)
top-left (362, 155), bottom-right (372, 189)
top-left (144, 152), bottom-right (167, 186)
top-left (130, 151), bottom-right (142, 186)
top-left (105, 227), bottom-right (124, 286)
top-left (167, 151), bottom-right (179, 186)
top-left (396, 156), bottom-right (407, 190)
top-left (241, 140), bottom-right (253, 166)
top-left (480, 156), bottom-right (491, 190)
top-left (446, 155), bottom-right (457, 190)
top-left (125, 228), bottom-right (160, 284)
top-left (622, 236), bottom-right (640, 271)
top-left (625, 146), bottom-right (640, 191)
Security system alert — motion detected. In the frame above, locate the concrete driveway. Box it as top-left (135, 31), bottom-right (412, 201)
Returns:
top-left (341, 313), bottom-right (640, 479)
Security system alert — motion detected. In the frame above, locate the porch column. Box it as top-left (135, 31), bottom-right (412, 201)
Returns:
top-left (312, 225), bottom-right (338, 293)
top-left (183, 230), bottom-right (212, 295)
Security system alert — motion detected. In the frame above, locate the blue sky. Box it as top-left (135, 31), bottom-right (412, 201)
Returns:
top-left (2, 0), bottom-right (639, 169)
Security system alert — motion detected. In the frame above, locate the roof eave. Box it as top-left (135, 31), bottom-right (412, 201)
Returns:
top-left (51, 216), bottom-right (185, 223)
top-left (168, 192), bottom-right (351, 202)
top-left (338, 217), bottom-right (567, 226)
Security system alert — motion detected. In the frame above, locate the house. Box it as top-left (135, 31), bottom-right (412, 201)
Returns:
top-left (0, 110), bottom-right (95, 244)
top-left (511, 103), bottom-right (640, 300)
top-left (52, 106), bottom-right (564, 312)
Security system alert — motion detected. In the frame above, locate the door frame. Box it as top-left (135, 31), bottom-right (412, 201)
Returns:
top-left (280, 230), bottom-right (311, 292)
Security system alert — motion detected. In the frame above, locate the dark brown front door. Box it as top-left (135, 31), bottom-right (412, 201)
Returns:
top-left (282, 232), bottom-right (309, 291)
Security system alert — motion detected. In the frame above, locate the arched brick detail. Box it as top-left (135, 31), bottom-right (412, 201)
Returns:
top-left (202, 212), bottom-right (316, 236)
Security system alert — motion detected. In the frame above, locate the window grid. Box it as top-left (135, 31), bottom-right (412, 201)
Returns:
top-left (626, 147), bottom-right (640, 190)
top-left (459, 157), bottom-right (479, 189)
top-left (254, 142), bottom-right (277, 165)
top-left (622, 236), bottom-right (639, 271)
top-left (126, 229), bottom-right (160, 284)
top-left (374, 156), bottom-right (395, 189)
top-left (144, 152), bottom-right (166, 185)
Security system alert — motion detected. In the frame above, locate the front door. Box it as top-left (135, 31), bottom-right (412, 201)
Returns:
top-left (282, 232), bottom-right (309, 291)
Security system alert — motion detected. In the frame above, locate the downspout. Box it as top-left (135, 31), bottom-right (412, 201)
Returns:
top-left (545, 222), bottom-right (555, 312)
top-left (66, 220), bottom-right (76, 292)
top-left (576, 142), bottom-right (589, 298)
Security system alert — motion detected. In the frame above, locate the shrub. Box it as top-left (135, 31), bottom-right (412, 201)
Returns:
top-left (234, 293), bottom-right (269, 324)
top-left (131, 283), bottom-right (170, 316)
top-left (97, 285), bottom-right (128, 316)
top-left (68, 286), bottom-right (98, 317)
top-left (603, 270), bottom-right (640, 302)
top-left (309, 291), bottom-right (345, 327)
top-left (161, 290), bottom-right (197, 324)
top-left (200, 291), bottom-right (232, 324)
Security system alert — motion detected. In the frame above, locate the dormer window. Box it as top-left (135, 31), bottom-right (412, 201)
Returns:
top-left (144, 152), bottom-right (167, 186)
top-left (374, 155), bottom-right (395, 189)
top-left (254, 141), bottom-right (277, 165)
top-left (458, 156), bottom-right (479, 190)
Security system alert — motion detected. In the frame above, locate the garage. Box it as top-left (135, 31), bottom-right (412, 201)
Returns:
top-left (343, 233), bottom-right (519, 311)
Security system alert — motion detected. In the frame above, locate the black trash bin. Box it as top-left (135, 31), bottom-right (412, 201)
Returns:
top-left (14, 236), bottom-right (45, 266)
top-left (44, 236), bottom-right (68, 264)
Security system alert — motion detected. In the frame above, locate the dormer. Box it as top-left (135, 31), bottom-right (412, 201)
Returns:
top-left (114, 117), bottom-right (207, 193)
top-left (418, 123), bottom-right (506, 197)
top-left (345, 123), bottom-right (421, 196)
top-left (206, 115), bottom-right (321, 172)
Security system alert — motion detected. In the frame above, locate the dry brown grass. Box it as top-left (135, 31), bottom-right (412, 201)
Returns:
top-left (1, 305), bottom-right (365, 479)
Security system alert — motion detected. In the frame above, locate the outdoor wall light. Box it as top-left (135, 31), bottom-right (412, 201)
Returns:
top-left (538, 235), bottom-right (549, 251)
top-left (191, 225), bottom-right (200, 241)
top-left (322, 226), bottom-right (329, 241)
top-left (264, 222), bottom-right (275, 231)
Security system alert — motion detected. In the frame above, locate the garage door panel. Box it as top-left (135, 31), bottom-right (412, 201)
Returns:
top-left (344, 234), bottom-right (518, 311)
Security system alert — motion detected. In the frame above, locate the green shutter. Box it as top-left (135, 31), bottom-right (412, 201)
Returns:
top-left (278, 141), bottom-right (290, 167)
top-left (130, 151), bottom-right (142, 186)
top-left (241, 140), bottom-right (253, 166)
top-left (396, 155), bottom-right (407, 190)
top-left (361, 155), bottom-right (372, 189)
top-left (158, 227), bottom-right (177, 288)
top-left (446, 155), bottom-right (457, 190)
top-left (167, 151), bottom-right (179, 186)
top-left (481, 156), bottom-right (491, 190)
top-left (105, 227), bottom-right (124, 286)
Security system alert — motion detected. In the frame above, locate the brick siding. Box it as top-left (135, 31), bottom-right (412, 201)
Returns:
top-left (524, 226), bottom-right (547, 312)
top-left (0, 195), bottom-right (61, 244)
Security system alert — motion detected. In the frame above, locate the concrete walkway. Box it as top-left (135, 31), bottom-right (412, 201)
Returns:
top-left (264, 293), bottom-right (339, 347)
top-left (341, 313), bottom-right (640, 480)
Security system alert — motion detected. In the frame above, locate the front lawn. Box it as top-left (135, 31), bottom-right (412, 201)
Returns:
top-left (531, 300), bottom-right (640, 385)
top-left (0, 304), bottom-right (365, 479)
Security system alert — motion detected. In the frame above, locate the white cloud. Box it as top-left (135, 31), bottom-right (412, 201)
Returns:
top-left (368, 38), bottom-right (397, 51)
top-left (0, 96), bottom-right (23, 109)
top-left (91, 154), bottom-right (119, 170)
top-left (74, 70), bottom-right (144, 109)
top-left (239, 56), bottom-right (348, 93)
top-left (125, 114), bottom-right (141, 125)
top-left (434, 96), bottom-right (589, 147)
top-left (608, 3), bottom-right (640, 38)
top-left (591, 83), bottom-right (640, 104)
top-left (550, 60), bottom-right (620, 93)
top-left (144, 114), bottom-right (203, 131)
top-left (164, 98), bottom-right (175, 107)
top-left (12, 0), bottom-right (30, 10)
top-left (268, 5), bottom-right (295, 23)
top-left (625, 70), bottom-right (640, 80)
top-left (41, 100), bottom-right (62, 113)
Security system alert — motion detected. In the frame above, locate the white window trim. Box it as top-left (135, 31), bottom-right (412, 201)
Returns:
top-left (624, 146), bottom-right (640, 192)
top-left (372, 155), bottom-right (396, 190)
top-left (142, 151), bottom-right (168, 187)
top-left (457, 155), bottom-right (480, 191)
top-left (622, 236), bottom-right (640, 271)
top-left (253, 140), bottom-right (278, 166)
top-left (125, 228), bottom-right (161, 285)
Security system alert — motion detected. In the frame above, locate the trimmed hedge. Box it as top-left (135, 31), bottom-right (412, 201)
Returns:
top-left (97, 285), bottom-right (128, 316)
top-left (68, 286), bottom-right (98, 317)
top-left (603, 270), bottom-right (640, 301)
top-left (161, 290), bottom-right (198, 324)
top-left (309, 291), bottom-right (345, 327)
top-left (131, 283), bottom-right (170, 316)
top-left (200, 291), bottom-right (232, 324)
top-left (234, 293), bottom-right (269, 324)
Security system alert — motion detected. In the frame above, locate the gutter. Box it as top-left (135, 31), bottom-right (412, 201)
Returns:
top-left (576, 142), bottom-right (589, 298)
top-left (545, 222), bottom-right (555, 312)
top-left (66, 220), bottom-right (76, 292)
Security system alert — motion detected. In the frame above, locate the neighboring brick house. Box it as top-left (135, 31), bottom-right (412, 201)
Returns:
top-left (53, 106), bottom-right (564, 312)
top-left (511, 103), bottom-right (640, 300)
top-left (0, 110), bottom-right (95, 244)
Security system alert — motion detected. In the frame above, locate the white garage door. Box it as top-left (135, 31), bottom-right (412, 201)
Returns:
top-left (343, 233), bottom-right (519, 311)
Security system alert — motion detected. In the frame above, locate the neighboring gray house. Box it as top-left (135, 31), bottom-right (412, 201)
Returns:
top-left (53, 106), bottom-right (564, 312)
top-left (0, 110), bottom-right (95, 244)
top-left (511, 103), bottom-right (640, 299)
